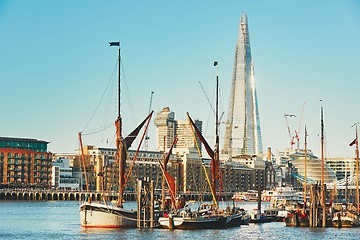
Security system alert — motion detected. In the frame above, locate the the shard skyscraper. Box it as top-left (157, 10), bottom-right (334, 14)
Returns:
top-left (222, 13), bottom-right (263, 157)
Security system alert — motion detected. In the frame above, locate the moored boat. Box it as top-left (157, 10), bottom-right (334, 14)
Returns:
top-left (284, 209), bottom-right (309, 227)
top-left (79, 42), bottom-right (153, 228)
top-left (158, 203), bottom-right (244, 229)
top-left (80, 201), bottom-right (137, 228)
top-left (248, 209), bottom-right (276, 223)
top-left (332, 211), bottom-right (360, 228)
top-left (159, 62), bottom-right (242, 230)
top-left (158, 213), bottom-right (228, 230)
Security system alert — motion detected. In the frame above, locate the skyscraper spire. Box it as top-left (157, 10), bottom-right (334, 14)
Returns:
top-left (222, 13), bottom-right (263, 157)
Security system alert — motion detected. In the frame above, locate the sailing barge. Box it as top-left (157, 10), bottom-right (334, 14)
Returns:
top-left (79, 42), bottom-right (153, 228)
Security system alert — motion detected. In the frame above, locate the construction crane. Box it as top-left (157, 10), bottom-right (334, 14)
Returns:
top-left (144, 91), bottom-right (154, 150)
top-left (198, 81), bottom-right (225, 122)
top-left (198, 81), bottom-right (215, 115)
top-left (284, 113), bottom-right (296, 149)
top-left (294, 102), bottom-right (306, 150)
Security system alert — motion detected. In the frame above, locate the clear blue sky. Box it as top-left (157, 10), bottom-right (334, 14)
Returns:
top-left (1, 0), bottom-right (359, 158)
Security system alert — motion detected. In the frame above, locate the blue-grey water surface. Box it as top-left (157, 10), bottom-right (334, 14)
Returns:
top-left (0, 201), bottom-right (359, 240)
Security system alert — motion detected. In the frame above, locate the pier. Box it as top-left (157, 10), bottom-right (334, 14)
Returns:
top-left (0, 189), bottom-right (233, 202)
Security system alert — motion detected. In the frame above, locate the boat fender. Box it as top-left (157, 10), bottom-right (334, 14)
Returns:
top-left (85, 193), bottom-right (92, 203)
top-left (168, 214), bottom-right (174, 229)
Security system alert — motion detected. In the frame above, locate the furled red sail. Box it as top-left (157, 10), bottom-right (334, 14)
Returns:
top-left (159, 161), bottom-right (176, 207)
top-left (159, 137), bottom-right (178, 208)
top-left (123, 111), bottom-right (154, 150)
top-left (163, 137), bottom-right (178, 167)
top-left (186, 112), bottom-right (214, 160)
top-left (116, 111), bottom-right (154, 205)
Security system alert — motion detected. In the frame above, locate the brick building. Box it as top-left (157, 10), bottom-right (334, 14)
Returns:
top-left (0, 137), bottom-right (52, 188)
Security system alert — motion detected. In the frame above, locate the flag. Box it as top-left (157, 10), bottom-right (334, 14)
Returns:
top-left (109, 41), bottom-right (120, 46)
top-left (349, 138), bottom-right (357, 146)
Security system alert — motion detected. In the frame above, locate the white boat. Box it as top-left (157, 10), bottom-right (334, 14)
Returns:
top-left (332, 211), bottom-right (360, 228)
top-left (232, 190), bottom-right (257, 202)
top-left (79, 42), bottom-right (153, 228)
top-left (80, 201), bottom-right (137, 228)
top-left (268, 187), bottom-right (303, 211)
top-left (232, 192), bottom-right (249, 202)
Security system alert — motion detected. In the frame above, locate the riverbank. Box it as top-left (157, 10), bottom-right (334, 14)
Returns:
top-left (0, 189), bottom-right (233, 202)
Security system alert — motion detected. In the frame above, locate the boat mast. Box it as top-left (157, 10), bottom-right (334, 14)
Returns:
top-left (303, 125), bottom-right (307, 208)
top-left (321, 107), bottom-right (324, 186)
top-left (320, 106), bottom-right (326, 227)
top-left (214, 61), bottom-right (219, 203)
top-left (78, 132), bottom-right (89, 193)
top-left (354, 123), bottom-right (359, 213)
top-left (117, 45), bottom-right (123, 207)
top-left (110, 41), bottom-right (123, 207)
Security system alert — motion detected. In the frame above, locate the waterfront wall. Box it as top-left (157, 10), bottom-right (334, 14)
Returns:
top-left (0, 190), bottom-right (108, 201)
top-left (0, 189), bottom-right (233, 202)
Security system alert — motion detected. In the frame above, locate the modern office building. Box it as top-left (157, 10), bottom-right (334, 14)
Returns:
top-left (0, 137), bottom-right (52, 188)
top-left (154, 107), bottom-right (202, 151)
top-left (326, 157), bottom-right (356, 182)
top-left (222, 13), bottom-right (263, 157)
top-left (154, 107), bottom-right (176, 150)
top-left (52, 157), bottom-right (79, 190)
top-left (276, 148), bottom-right (337, 185)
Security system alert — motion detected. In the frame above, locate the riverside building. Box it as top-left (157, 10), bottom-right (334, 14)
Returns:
top-left (0, 137), bottom-right (52, 188)
top-left (68, 104), bottom-right (274, 195)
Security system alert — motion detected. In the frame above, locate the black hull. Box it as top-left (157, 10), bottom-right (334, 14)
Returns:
top-left (240, 217), bottom-right (250, 225)
top-left (159, 214), bottom-right (242, 230)
top-left (226, 214), bottom-right (243, 227)
top-left (249, 215), bottom-right (275, 223)
top-left (284, 215), bottom-right (309, 227)
top-left (179, 217), bottom-right (227, 230)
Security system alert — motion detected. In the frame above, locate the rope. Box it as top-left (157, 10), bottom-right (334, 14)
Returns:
top-left (81, 61), bottom-right (117, 133)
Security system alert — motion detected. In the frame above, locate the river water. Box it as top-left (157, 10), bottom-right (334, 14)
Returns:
top-left (0, 201), bottom-right (358, 240)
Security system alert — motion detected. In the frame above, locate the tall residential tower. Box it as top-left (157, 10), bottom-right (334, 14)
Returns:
top-left (222, 13), bottom-right (263, 157)
top-left (154, 107), bottom-right (202, 151)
